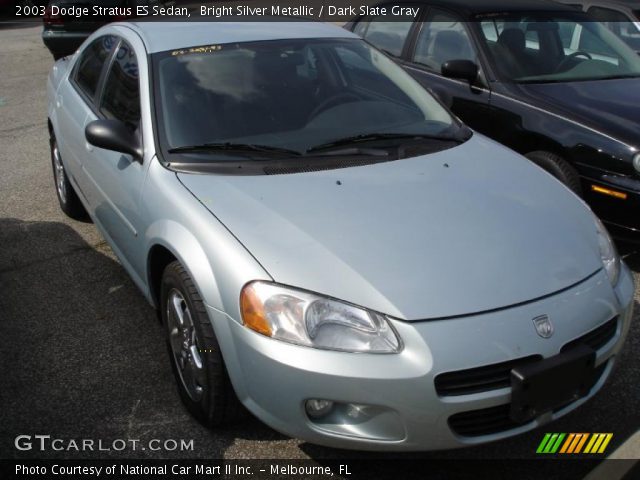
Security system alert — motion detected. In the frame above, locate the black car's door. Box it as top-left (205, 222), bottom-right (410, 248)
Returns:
top-left (399, 7), bottom-right (492, 132)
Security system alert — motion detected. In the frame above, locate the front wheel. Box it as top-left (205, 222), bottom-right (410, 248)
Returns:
top-left (525, 151), bottom-right (582, 196)
top-left (161, 261), bottom-right (241, 427)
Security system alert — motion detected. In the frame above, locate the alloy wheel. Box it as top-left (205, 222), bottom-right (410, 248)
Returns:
top-left (166, 289), bottom-right (206, 401)
top-left (52, 142), bottom-right (67, 204)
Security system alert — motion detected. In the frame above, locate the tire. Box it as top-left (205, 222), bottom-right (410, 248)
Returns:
top-left (50, 135), bottom-right (88, 220)
top-left (525, 151), bottom-right (582, 196)
top-left (161, 261), bottom-right (241, 427)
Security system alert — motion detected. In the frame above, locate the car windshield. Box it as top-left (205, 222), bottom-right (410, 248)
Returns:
top-left (153, 38), bottom-right (462, 159)
top-left (477, 14), bottom-right (640, 83)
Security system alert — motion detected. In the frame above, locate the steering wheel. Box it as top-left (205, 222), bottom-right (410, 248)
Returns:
top-left (308, 92), bottom-right (361, 121)
top-left (557, 51), bottom-right (593, 71)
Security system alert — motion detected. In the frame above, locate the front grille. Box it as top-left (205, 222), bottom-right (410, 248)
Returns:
top-left (434, 355), bottom-right (542, 397)
top-left (561, 317), bottom-right (618, 353)
top-left (436, 317), bottom-right (618, 398)
top-left (449, 362), bottom-right (608, 437)
top-left (449, 404), bottom-right (520, 437)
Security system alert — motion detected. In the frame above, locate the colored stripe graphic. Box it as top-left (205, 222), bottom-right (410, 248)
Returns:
top-left (597, 434), bottom-right (613, 454)
top-left (536, 433), bottom-right (566, 453)
top-left (584, 434), bottom-right (599, 454)
top-left (538, 433), bottom-right (613, 454)
top-left (550, 433), bottom-right (565, 453)
top-left (536, 433), bottom-right (552, 453)
top-left (584, 434), bottom-right (613, 454)
top-left (559, 433), bottom-right (575, 453)
top-left (567, 433), bottom-right (584, 453)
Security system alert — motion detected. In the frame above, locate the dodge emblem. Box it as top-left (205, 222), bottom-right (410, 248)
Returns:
top-left (533, 315), bottom-right (554, 338)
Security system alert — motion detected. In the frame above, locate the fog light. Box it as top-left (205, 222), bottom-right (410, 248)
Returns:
top-left (305, 399), bottom-right (334, 418)
top-left (634, 153), bottom-right (640, 174)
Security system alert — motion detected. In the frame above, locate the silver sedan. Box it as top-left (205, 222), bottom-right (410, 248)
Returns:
top-left (47, 20), bottom-right (634, 451)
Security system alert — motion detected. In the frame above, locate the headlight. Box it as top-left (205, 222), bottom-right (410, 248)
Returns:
top-left (595, 217), bottom-right (620, 286)
top-left (240, 281), bottom-right (402, 353)
top-left (633, 153), bottom-right (640, 174)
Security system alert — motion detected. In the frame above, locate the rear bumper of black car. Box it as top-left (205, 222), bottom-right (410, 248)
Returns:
top-left (42, 29), bottom-right (89, 58)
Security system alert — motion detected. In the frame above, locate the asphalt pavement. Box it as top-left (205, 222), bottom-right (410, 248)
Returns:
top-left (0, 24), bottom-right (638, 479)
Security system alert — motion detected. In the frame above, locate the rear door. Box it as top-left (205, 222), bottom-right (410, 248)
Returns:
top-left (55, 34), bottom-right (117, 201)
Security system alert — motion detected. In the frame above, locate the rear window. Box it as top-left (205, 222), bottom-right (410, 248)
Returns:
top-left (75, 35), bottom-right (117, 100)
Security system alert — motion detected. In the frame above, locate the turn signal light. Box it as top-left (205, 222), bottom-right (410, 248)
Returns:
top-left (240, 283), bottom-right (272, 336)
top-left (591, 185), bottom-right (627, 200)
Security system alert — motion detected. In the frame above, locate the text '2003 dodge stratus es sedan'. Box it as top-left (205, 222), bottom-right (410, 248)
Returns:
top-left (47, 21), bottom-right (634, 450)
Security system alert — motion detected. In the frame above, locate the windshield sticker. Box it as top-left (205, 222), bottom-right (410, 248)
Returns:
top-left (171, 45), bottom-right (223, 56)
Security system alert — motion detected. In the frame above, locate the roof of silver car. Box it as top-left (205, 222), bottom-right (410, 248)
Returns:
top-left (120, 20), bottom-right (358, 54)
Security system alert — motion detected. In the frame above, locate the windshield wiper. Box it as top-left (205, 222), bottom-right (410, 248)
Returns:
top-left (306, 132), bottom-right (466, 154)
top-left (597, 74), bottom-right (640, 81)
top-left (519, 74), bottom-right (640, 84)
top-left (168, 142), bottom-right (302, 157)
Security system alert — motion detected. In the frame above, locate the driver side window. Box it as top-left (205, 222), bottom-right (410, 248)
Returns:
top-left (413, 10), bottom-right (476, 73)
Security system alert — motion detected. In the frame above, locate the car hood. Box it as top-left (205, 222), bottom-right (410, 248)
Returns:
top-left (515, 78), bottom-right (640, 148)
top-left (177, 135), bottom-right (602, 321)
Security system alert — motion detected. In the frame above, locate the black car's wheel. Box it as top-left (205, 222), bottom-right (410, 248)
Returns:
top-left (525, 151), bottom-right (582, 196)
top-left (50, 135), bottom-right (88, 220)
top-left (161, 261), bottom-right (241, 427)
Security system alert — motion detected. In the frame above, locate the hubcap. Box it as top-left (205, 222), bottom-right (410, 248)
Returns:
top-left (166, 289), bottom-right (205, 401)
top-left (52, 143), bottom-right (67, 203)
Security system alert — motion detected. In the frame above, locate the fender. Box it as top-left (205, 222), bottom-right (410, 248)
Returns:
top-left (145, 220), bottom-right (223, 310)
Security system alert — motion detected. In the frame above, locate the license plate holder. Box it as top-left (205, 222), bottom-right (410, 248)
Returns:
top-left (510, 345), bottom-right (596, 423)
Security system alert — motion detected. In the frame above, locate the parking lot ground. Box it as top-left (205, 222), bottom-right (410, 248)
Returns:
top-left (0, 25), bottom-right (638, 479)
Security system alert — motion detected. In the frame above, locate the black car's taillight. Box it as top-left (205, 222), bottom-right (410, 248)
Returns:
top-left (43, 6), bottom-right (63, 26)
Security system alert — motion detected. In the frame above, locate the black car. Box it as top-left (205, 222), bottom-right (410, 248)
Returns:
top-left (42, 0), bottom-right (173, 60)
top-left (346, 0), bottom-right (640, 240)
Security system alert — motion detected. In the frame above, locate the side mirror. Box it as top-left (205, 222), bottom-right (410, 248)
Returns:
top-left (85, 119), bottom-right (142, 161)
top-left (441, 60), bottom-right (479, 83)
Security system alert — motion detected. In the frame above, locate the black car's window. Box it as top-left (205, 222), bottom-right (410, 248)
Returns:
top-left (479, 15), bottom-right (640, 83)
top-left (100, 40), bottom-right (140, 131)
top-left (413, 10), bottom-right (476, 72)
top-left (362, 17), bottom-right (414, 57)
top-left (588, 6), bottom-right (640, 47)
top-left (74, 35), bottom-right (117, 100)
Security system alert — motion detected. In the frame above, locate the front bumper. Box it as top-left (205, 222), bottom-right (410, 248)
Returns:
top-left (583, 172), bottom-right (640, 239)
top-left (212, 266), bottom-right (634, 451)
